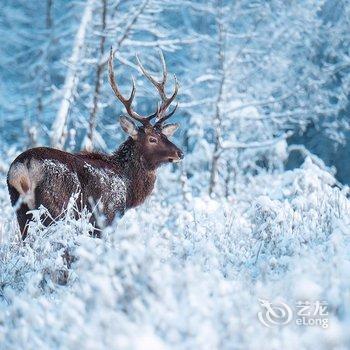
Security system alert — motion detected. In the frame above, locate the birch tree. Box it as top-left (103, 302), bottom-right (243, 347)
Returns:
top-left (50, 0), bottom-right (95, 149)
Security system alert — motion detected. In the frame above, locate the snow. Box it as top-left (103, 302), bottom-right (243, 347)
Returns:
top-left (0, 159), bottom-right (350, 349)
top-left (1, 0), bottom-right (350, 348)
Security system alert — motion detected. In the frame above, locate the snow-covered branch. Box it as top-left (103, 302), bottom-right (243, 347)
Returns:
top-left (50, 0), bottom-right (95, 149)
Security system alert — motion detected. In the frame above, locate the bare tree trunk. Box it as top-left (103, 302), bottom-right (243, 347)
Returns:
top-left (46, 0), bottom-right (53, 29)
top-left (50, 0), bottom-right (95, 149)
top-left (224, 159), bottom-right (230, 198)
top-left (98, 0), bottom-right (150, 68)
top-left (84, 0), bottom-right (150, 150)
top-left (208, 5), bottom-right (264, 197)
top-left (85, 0), bottom-right (107, 151)
top-left (180, 163), bottom-right (191, 208)
top-left (209, 3), bottom-right (225, 198)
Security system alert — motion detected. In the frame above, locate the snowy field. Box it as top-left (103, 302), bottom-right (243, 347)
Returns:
top-left (1, 155), bottom-right (349, 349)
top-left (1, 0), bottom-right (350, 349)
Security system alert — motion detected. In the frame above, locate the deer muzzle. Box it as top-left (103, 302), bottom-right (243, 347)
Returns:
top-left (168, 150), bottom-right (184, 163)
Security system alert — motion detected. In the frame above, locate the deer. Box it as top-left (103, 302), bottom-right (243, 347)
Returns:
top-left (7, 49), bottom-right (183, 239)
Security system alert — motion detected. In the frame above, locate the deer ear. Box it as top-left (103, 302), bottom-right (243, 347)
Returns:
top-left (120, 116), bottom-right (138, 138)
top-left (161, 123), bottom-right (179, 137)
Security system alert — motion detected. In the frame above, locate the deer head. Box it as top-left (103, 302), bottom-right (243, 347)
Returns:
top-left (108, 49), bottom-right (184, 169)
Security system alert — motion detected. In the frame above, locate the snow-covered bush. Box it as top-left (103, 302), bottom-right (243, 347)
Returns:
top-left (1, 157), bottom-right (350, 349)
top-left (2, 1), bottom-right (350, 348)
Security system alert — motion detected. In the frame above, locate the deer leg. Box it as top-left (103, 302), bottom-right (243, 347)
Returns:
top-left (89, 210), bottom-right (103, 238)
top-left (7, 182), bottom-right (32, 239)
top-left (15, 203), bottom-right (32, 239)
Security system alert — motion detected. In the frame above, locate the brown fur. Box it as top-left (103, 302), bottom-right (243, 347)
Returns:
top-left (7, 129), bottom-right (183, 239)
top-left (20, 179), bottom-right (29, 193)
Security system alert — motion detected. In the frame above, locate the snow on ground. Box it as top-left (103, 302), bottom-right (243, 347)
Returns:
top-left (0, 157), bottom-right (350, 349)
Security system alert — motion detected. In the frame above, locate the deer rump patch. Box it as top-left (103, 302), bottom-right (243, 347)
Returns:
top-left (8, 159), bottom-right (44, 209)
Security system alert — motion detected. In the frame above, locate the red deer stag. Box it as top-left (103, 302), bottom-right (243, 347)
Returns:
top-left (7, 49), bottom-right (183, 238)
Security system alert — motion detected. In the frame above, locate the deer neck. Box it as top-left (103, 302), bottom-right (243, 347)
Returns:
top-left (113, 138), bottom-right (156, 208)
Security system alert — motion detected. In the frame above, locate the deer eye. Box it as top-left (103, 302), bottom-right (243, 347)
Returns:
top-left (149, 137), bottom-right (158, 144)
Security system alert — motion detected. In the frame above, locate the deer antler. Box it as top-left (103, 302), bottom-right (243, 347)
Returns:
top-left (108, 48), bottom-right (151, 126)
top-left (136, 50), bottom-right (179, 125)
top-left (108, 48), bottom-right (179, 128)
